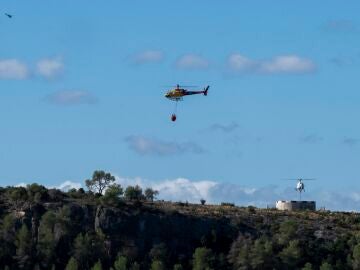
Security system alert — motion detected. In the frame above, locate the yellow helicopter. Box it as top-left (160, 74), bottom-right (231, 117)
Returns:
top-left (164, 84), bottom-right (210, 121)
top-left (165, 84), bottom-right (209, 101)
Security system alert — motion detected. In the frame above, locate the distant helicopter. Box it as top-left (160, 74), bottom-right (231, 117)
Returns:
top-left (283, 178), bottom-right (316, 200)
top-left (4, 13), bottom-right (12, 18)
top-left (164, 84), bottom-right (209, 121)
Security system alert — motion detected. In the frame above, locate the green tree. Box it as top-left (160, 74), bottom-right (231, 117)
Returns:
top-left (8, 187), bottom-right (28, 209)
top-left (0, 214), bottom-right (16, 265)
top-left (37, 211), bottom-right (57, 268)
top-left (65, 257), bottom-right (79, 270)
top-left (101, 184), bottom-right (123, 206)
top-left (151, 260), bottom-right (165, 270)
top-left (192, 247), bottom-right (214, 270)
top-left (85, 170), bottom-right (115, 194)
top-left (47, 188), bottom-right (64, 201)
top-left (124, 185), bottom-right (144, 201)
top-left (14, 224), bottom-right (32, 269)
top-left (67, 188), bottom-right (86, 199)
top-left (173, 264), bottom-right (184, 270)
top-left (302, 262), bottom-right (313, 270)
top-left (278, 220), bottom-right (298, 245)
top-left (144, 188), bottom-right (159, 201)
top-left (113, 254), bottom-right (128, 270)
top-left (91, 260), bottom-right (103, 270)
top-left (149, 243), bottom-right (167, 262)
top-left (130, 262), bottom-right (140, 270)
top-left (228, 235), bottom-right (252, 270)
top-left (73, 233), bottom-right (92, 269)
top-left (320, 261), bottom-right (333, 270)
top-left (27, 183), bottom-right (48, 202)
top-left (279, 240), bottom-right (302, 268)
top-left (249, 238), bottom-right (273, 269)
top-left (353, 243), bottom-right (360, 270)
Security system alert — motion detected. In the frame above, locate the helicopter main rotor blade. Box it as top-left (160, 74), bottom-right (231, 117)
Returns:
top-left (162, 85), bottom-right (198, 88)
top-left (281, 178), bottom-right (317, 181)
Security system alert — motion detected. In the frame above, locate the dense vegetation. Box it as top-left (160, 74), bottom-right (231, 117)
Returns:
top-left (1, 171), bottom-right (360, 269)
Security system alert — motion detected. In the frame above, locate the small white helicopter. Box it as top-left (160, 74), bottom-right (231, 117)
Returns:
top-left (283, 178), bottom-right (316, 200)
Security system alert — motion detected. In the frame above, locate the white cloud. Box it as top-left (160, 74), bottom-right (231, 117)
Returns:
top-left (37, 57), bottom-right (64, 79)
top-left (176, 54), bottom-right (210, 69)
top-left (15, 183), bottom-right (27, 187)
top-left (227, 54), bottom-right (316, 75)
top-left (14, 176), bottom-right (360, 212)
top-left (0, 59), bottom-right (29, 80)
top-left (114, 175), bottom-right (360, 212)
top-left (15, 181), bottom-right (82, 192)
top-left (132, 50), bottom-right (164, 64)
top-left (125, 135), bottom-right (205, 156)
top-left (45, 90), bottom-right (98, 106)
top-left (115, 176), bottom-right (216, 202)
top-left (57, 181), bottom-right (82, 191)
top-left (227, 54), bottom-right (257, 72)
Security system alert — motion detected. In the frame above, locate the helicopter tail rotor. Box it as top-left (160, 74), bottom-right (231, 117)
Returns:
top-left (204, 85), bottom-right (209, 96)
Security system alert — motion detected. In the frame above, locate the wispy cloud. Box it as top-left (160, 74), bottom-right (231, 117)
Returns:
top-left (206, 122), bottom-right (239, 133)
top-left (324, 19), bottom-right (358, 33)
top-left (131, 50), bottom-right (164, 64)
top-left (176, 54), bottom-right (210, 70)
top-left (37, 57), bottom-right (64, 79)
top-left (16, 181), bottom-right (82, 192)
top-left (44, 90), bottom-right (98, 106)
top-left (227, 54), bottom-right (316, 75)
top-left (15, 183), bottom-right (27, 187)
top-left (343, 137), bottom-right (358, 147)
top-left (57, 181), bottom-right (82, 191)
top-left (0, 59), bottom-right (29, 80)
top-left (115, 176), bottom-right (217, 202)
top-left (299, 134), bottom-right (324, 144)
top-left (125, 135), bottom-right (205, 156)
top-left (114, 175), bottom-right (360, 212)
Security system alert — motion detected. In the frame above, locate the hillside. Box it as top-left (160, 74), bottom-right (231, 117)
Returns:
top-left (1, 184), bottom-right (360, 270)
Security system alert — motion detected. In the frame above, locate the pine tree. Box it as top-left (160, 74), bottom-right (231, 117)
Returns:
top-left (85, 170), bottom-right (115, 194)
top-left (173, 264), bottom-right (184, 270)
top-left (192, 247), bottom-right (214, 270)
top-left (65, 257), bottom-right (79, 270)
top-left (279, 240), bottom-right (302, 268)
top-left (249, 238), bottom-right (273, 269)
top-left (130, 262), bottom-right (140, 270)
top-left (114, 255), bottom-right (128, 270)
top-left (91, 260), bottom-right (103, 270)
top-left (320, 261), bottom-right (333, 270)
top-left (353, 243), bottom-right (360, 270)
top-left (151, 260), bottom-right (165, 270)
top-left (302, 262), bottom-right (313, 270)
top-left (14, 224), bottom-right (32, 268)
top-left (227, 235), bottom-right (252, 270)
top-left (37, 211), bottom-right (57, 268)
top-left (73, 233), bottom-right (92, 269)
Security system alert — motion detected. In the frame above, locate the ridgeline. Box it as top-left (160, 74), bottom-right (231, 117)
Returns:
top-left (1, 181), bottom-right (360, 270)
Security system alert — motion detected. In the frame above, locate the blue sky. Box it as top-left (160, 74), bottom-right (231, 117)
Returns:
top-left (1, 1), bottom-right (360, 209)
